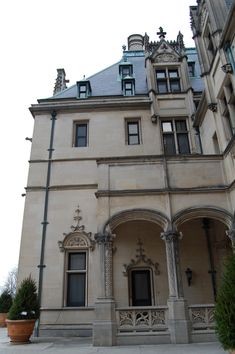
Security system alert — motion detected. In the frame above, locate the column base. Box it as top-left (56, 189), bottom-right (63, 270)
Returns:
top-left (167, 298), bottom-right (191, 344)
top-left (92, 298), bottom-right (117, 346)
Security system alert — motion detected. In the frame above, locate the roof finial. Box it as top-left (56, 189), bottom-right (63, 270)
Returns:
top-left (157, 27), bottom-right (166, 39)
top-left (122, 44), bottom-right (126, 51)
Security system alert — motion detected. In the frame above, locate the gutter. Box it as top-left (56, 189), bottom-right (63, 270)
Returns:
top-left (36, 110), bottom-right (57, 336)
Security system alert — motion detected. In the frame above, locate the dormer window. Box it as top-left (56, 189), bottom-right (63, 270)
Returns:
top-left (122, 77), bottom-right (135, 96)
top-left (119, 64), bottom-right (133, 78)
top-left (77, 81), bottom-right (91, 99)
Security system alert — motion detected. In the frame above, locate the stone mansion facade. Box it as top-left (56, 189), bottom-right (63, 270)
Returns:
top-left (18, 0), bottom-right (235, 346)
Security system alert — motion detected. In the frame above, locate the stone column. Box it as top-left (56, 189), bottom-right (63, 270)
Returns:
top-left (161, 230), bottom-right (191, 344)
top-left (93, 230), bottom-right (116, 346)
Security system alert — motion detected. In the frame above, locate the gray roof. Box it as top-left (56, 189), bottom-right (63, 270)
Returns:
top-left (50, 48), bottom-right (203, 100)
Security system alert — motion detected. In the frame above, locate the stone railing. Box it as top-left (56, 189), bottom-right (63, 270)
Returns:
top-left (189, 304), bottom-right (215, 331)
top-left (116, 306), bottom-right (168, 333)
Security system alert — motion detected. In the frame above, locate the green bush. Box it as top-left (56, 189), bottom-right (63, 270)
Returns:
top-left (7, 276), bottom-right (40, 320)
top-left (214, 253), bottom-right (235, 350)
top-left (0, 290), bottom-right (12, 313)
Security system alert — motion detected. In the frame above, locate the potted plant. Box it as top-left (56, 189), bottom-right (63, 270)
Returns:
top-left (0, 290), bottom-right (12, 327)
top-left (214, 253), bottom-right (235, 354)
top-left (6, 276), bottom-right (40, 344)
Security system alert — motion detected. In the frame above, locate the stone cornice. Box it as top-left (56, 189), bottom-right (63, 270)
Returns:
top-left (95, 181), bottom-right (235, 198)
top-left (29, 96), bottom-right (151, 116)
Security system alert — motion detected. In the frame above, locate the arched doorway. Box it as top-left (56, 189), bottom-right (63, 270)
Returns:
top-left (112, 219), bottom-right (168, 307)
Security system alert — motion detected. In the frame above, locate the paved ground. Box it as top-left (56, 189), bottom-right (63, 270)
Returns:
top-left (0, 328), bottom-right (226, 354)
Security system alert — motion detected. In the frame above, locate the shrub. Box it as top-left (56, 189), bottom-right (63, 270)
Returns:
top-left (0, 290), bottom-right (12, 313)
top-left (7, 276), bottom-right (40, 320)
top-left (214, 253), bottom-right (235, 350)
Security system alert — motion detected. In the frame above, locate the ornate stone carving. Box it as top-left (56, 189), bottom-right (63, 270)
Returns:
top-left (117, 307), bottom-right (168, 331)
top-left (123, 239), bottom-right (160, 276)
top-left (161, 230), bottom-right (183, 298)
top-left (95, 228), bottom-right (116, 298)
top-left (155, 53), bottom-right (178, 63)
top-left (58, 205), bottom-right (95, 252)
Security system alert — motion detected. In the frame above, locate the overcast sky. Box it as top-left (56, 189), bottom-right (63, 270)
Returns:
top-left (0, 0), bottom-right (197, 289)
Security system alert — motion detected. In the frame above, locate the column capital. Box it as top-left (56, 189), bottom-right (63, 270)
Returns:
top-left (95, 231), bottom-right (115, 245)
top-left (161, 230), bottom-right (182, 242)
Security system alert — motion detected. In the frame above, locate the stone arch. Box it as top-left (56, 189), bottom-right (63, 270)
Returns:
top-left (102, 208), bottom-right (170, 233)
top-left (172, 206), bottom-right (233, 229)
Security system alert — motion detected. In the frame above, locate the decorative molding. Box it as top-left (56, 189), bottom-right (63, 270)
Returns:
top-left (123, 239), bottom-right (160, 276)
top-left (155, 53), bottom-right (178, 63)
top-left (160, 230), bottom-right (182, 243)
top-left (58, 206), bottom-right (95, 252)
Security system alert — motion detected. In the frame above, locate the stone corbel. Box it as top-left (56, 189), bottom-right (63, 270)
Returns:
top-left (208, 103), bottom-right (217, 112)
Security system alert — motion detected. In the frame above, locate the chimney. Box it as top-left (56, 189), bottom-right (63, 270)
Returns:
top-left (53, 68), bottom-right (69, 95)
top-left (127, 34), bottom-right (144, 51)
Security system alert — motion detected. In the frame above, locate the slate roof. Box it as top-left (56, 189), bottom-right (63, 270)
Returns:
top-left (49, 48), bottom-right (203, 100)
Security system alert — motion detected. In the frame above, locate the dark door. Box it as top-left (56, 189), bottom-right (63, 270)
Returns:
top-left (131, 269), bottom-right (152, 306)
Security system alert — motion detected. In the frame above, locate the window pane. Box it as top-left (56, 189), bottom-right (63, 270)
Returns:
top-left (77, 125), bottom-right (87, 137)
top-left (176, 120), bottom-right (187, 132)
top-left (132, 270), bottom-right (151, 306)
top-left (67, 273), bottom-right (85, 306)
top-left (188, 62), bottom-right (195, 77)
top-left (156, 70), bottom-right (166, 78)
top-left (177, 133), bottom-right (190, 154)
top-left (157, 80), bottom-right (168, 93)
top-left (129, 135), bottom-right (139, 145)
top-left (170, 80), bottom-right (181, 92)
top-left (163, 133), bottom-right (176, 155)
top-left (122, 67), bottom-right (130, 76)
top-left (79, 92), bottom-right (87, 98)
top-left (128, 123), bottom-right (138, 134)
top-left (76, 124), bottom-right (87, 147)
top-left (162, 122), bottom-right (173, 132)
top-left (169, 70), bottom-right (178, 78)
top-left (125, 83), bottom-right (132, 89)
top-left (69, 253), bottom-right (86, 270)
top-left (79, 85), bottom-right (87, 92)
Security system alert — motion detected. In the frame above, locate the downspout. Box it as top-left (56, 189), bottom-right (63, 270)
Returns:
top-left (36, 110), bottom-right (57, 336)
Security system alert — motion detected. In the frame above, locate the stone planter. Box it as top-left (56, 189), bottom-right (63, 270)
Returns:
top-left (0, 313), bottom-right (7, 327)
top-left (6, 319), bottom-right (36, 344)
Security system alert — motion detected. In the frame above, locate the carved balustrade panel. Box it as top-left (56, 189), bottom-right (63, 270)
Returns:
top-left (189, 305), bottom-right (215, 331)
top-left (116, 307), bottom-right (168, 333)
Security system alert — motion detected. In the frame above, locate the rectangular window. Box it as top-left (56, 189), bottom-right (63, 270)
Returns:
top-left (75, 123), bottom-right (88, 147)
top-left (156, 68), bottom-right (181, 93)
top-left (127, 121), bottom-right (140, 145)
top-left (162, 119), bottom-right (190, 155)
top-left (124, 81), bottom-right (134, 96)
top-left (79, 84), bottom-right (87, 98)
top-left (188, 62), bottom-right (195, 77)
top-left (67, 252), bottom-right (86, 307)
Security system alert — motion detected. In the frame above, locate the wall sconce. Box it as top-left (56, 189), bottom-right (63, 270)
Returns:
top-left (185, 268), bottom-right (193, 286)
top-left (151, 114), bottom-right (158, 124)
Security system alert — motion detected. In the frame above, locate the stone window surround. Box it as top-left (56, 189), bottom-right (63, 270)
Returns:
top-left (73, 120), bottom-right (89, 147)
top-left (124, 117), bottom-right (142, 145)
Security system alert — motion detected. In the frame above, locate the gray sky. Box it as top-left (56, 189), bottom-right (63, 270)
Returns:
top-left (0, 0), bottom-right (197, 288)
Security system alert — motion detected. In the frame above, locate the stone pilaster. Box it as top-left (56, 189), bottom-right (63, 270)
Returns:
top-left (161, 230), bottom-right (191, 344)
top-left (93, 230), bottom-right (116, 346)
